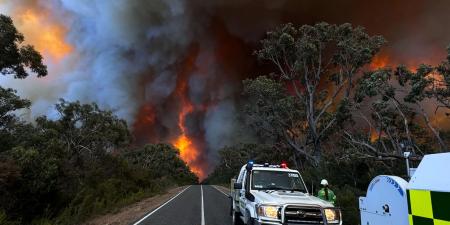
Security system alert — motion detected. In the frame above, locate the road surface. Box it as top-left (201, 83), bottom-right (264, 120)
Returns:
top-left (132, 185), bottom-right (231, 225)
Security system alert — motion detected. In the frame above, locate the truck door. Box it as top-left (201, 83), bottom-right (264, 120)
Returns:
top-left (239, 170), bottom-right (247, 213)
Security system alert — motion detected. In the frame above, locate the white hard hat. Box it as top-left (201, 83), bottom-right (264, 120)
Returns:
top-left (321, 179), bottom-right (328, 186)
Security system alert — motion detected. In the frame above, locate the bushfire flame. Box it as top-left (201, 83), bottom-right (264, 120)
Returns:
top-left (172, 80), bottom-right (205, 180)
top-left (370, 53), bottom-right (390, 69)
top-left (169, 49), bottom-right (206, 180)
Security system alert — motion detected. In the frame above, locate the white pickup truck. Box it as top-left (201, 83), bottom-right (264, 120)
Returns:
top-left (230, 162), bottom-right (342, 225)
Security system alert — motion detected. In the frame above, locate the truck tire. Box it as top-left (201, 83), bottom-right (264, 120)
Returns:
top-left (232, 210), bottom-right (244, 225)
top-left (244, 209), bottom-right (255, 225)
top-left (229, 197), bottom-right (233, 216)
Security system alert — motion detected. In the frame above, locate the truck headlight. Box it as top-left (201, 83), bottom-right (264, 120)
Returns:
top-left (324, 208), bottom-right (341, 224)
top-left (257, 205), bottom-right (279, 219)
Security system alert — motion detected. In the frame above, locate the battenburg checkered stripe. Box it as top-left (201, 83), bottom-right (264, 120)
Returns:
top-left (407, 189), bottom-right (450, 225)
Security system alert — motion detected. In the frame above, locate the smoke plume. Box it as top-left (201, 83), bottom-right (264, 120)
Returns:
top-left (1, 0), bottom-right (449, 178)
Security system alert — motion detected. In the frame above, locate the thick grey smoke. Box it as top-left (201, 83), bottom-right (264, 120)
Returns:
top-left (1, 0), bottom-right (197, 120)
top-left (57, 0), bottom-right (197, 120)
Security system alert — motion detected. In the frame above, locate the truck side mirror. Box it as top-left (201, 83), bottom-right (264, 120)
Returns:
top-left (234, 182), bottom-right (242, 189)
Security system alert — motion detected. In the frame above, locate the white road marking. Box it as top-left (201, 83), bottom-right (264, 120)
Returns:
top-left (133, 186), bottom-right (191, 225)
top-left (201, 185), bottom-right (205, 225)
top-left (212, 185), bottom-right (230, 197)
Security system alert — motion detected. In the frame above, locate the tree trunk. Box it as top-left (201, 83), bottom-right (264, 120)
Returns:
top-left (312, 139), bottom-right (322, 164)
top-left (419, 105), bottom-right (446, 151)
top-left (306, 82), bottom-right (322, 166)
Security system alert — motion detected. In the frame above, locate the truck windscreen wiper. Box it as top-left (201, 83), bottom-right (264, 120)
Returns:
top-left (289, 189), bottom-right (305, 193)
top-left (259, 187), bottom-right (284, 191)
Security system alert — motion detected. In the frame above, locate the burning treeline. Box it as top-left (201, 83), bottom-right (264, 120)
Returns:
top-left (1, 0), bottom-right (450, 179)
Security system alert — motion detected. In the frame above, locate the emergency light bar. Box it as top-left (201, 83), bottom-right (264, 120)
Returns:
top-left (246, 161), bottom-right (289, 170)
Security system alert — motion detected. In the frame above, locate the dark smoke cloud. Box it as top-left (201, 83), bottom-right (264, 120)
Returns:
top-left (1, 0), bottom-right (450, 173)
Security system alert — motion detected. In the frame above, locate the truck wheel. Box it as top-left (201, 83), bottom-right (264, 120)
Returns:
top-left (244, 209), bottom-right (256, 225)
top-left (229, 197), bottom-right (233, 216)
top-left (232, 210), bottom-right (244, 225)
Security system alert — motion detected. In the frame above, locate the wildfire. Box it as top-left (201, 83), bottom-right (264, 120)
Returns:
top-left (172, 89), bottom-right (205, 179)
top-left (14, 8), bottom-right (72, 60)
top-left (171, 50), bottom-right (206, 180)
top-left (370, 53), bottom-right (390, 69)
top-left (370, 129), bottom-right (386, 142)
top-left (173, 91), bottom-right (197, 163)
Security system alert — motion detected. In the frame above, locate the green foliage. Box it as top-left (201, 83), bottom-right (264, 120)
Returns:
top-left (242, 76), bottom-right (305, 143)
top-left (353, 62), bottom-right (448, 152)
top-left (9, 146), bottom-right (59, 195)
top-left (0, 14), bottom-right (47, 78)
top-left (255, 23), bottom-right (385, 80)
top-left (396, 52), bottom-right (450, 112)
top-left (35, 99), bottom-right (132, 155)
top-left (354, 69), bottom-right (393, 102)
top-left (333, 185), bottom-right (364, 224)
top-left (0, 97), bottom-right (197, 224)
top-left (335, 98), bottom-right (353, 128)
top-left (0, 87), bottom-right (32, 151)
top-left (123, 144), bottom-right (198, 184)
top-left (0, 87), bottom-right (31, 125)
top-left (0, 210), bottom-right (20, 225)
top-left (253, 22), bottom-right (386, 163)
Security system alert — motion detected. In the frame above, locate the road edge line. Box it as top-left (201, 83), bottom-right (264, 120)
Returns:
top-left (212, 185), bottom-right (230, 197)
top-left (132, 185), bottom-right (191, 225)
top-left (201, 185), bottom-right (205, 225)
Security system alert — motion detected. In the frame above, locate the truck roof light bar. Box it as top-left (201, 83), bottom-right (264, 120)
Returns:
top-left (245, 162), bottom-right (290, 169)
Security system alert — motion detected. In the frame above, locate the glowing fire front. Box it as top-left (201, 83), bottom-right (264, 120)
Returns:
top-left (171, 52), bottom-right (207, 180)
top-left (14, 8), bottom-right (72, 60)
top-left (172, 94), bottom-right (204, 179)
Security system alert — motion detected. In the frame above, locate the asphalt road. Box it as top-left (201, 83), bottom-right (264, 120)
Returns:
top-left (132, 185), bottom-right (231, 225)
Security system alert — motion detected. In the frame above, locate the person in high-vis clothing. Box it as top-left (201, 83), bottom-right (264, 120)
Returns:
top-left (317, 179), bottom-right (336, 205)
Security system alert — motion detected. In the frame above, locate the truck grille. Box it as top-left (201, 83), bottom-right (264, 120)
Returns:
top-left (283, 206), bottom-right (324, 225)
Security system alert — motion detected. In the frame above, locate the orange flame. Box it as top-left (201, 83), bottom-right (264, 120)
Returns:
top-left (370, 54), bottom-right (390, 69)
top-left (171, 49), bottom-right (206, 180)
top-left (172, 82), bottom-right (205, 179)
top-left (14, 8), bottom-right (72, 60)
top-left (173, 86), bottom-right (197, 163)
top-left (370, 129), bottom-right (386, 142)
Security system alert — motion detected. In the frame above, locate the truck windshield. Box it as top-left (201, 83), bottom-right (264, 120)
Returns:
top-left (251, 170), bottom-right (306, 192)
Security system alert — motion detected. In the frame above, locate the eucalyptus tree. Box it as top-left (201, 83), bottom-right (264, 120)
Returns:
top-left (351, 55), bottom-right (450, 156)
top-left (254, 22), bottom-right (385, 162)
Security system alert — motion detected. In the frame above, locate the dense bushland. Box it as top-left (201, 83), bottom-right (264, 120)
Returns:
top-left (0, 98), bottom-right (197, 225)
